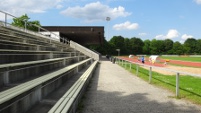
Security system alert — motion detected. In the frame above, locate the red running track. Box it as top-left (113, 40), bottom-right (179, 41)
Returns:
top-left (118, 57), bottom-right (165, 67)
top-left (118, 57), bottom-right (201, 68)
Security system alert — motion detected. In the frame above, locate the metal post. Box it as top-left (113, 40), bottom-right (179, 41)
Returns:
top-left (24, 21), bottom-right (27, 32)
top-left (149, 67), bottom-right (152, 83)
top-left (136, 64), bottom-right (139, 76)
top-left (49, 52), bottom-right (53, 59)
top-left (176, 73), bottom-right (180, 97)
top-left (5, 13), bottom-right (7, 26)
top-left (130, 62), bottom-right (131, 70)
top-left (3, 71), bottom-right (9, 84)
top-left (63, 59), bottom-right (66, 66)
top-left (122, 59), bottom-right (123, 65)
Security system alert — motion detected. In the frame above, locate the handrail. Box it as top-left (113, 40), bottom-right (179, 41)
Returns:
top-left (0, 10), bottom-right (61, 42)
top-left (70, 40), bottom-right (99, 61)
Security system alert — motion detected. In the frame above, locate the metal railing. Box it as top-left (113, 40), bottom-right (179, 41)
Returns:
top-left (70, 40), bottom-right (99, 61)
top-left (0, 10), bottom-right (61, 42)
top-left (116, 57), bottom-right (201, 97)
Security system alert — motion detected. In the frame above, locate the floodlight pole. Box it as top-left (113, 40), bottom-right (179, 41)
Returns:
top-left (106, 17), bottom-right (110, 39)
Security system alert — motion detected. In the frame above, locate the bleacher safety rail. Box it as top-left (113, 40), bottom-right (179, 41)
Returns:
top-left (0, 10), bottom-right (62, 43)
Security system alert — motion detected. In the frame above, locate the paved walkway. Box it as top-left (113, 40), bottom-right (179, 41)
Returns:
top-left (78, 57), bottom-right (201, 113)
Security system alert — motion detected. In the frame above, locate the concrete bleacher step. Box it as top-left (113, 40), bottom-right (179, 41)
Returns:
top-left (0, 49), bottom-right (82, 64)
top-left (0, 58), bottom-right (93, 113)
top-left (0, 39), bottom-right (62, 51)
top-left (48, 61), bottom-right (98, 113)
top-left (0, 26), bottom-right (63, 46)
top-left (0, 32), bottom-right (68, 50)
top-left (0, 56), bottom-right (88, 90)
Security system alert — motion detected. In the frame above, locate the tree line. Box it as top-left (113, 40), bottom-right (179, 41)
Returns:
top-left (88, 36), bottom-right (201, 56)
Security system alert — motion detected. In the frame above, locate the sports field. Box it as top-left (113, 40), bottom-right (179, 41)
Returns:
top-left (118, 56), bottom-right (201, 75)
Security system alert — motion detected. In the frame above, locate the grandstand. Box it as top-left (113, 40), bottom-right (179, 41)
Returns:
top-left (0, 10), bottom-right (99, 113)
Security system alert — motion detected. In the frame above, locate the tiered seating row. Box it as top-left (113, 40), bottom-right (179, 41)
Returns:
top-left (0, 58), bottom-right (93, 113)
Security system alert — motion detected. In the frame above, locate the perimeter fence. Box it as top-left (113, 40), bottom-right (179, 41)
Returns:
top-left (115, 57), bottom-right (201, 102)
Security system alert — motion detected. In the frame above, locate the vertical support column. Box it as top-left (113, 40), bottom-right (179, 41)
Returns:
top-left (23, 39), bottom-right (27, 43)
top-left (176, 73), bottom-right (180, 97)
top-left (149, 67), bottom-right (152, 83)
top-left (76, 66), bottom-right (79, 73)
top-left (49, 39), bottom-right (52, 44)
top-left (136, 64), bottom-right (139, 76)
top-left (70, 53), bottom-right (72, 57)
top-left (36, 45), bottom-right (40, 51)
top-left (3, 71), bottom-right (9, 84)
top-left (63, 59), bottom-right (66, 66)
top-left (78, 52), bottom-right (80, 62)
top-left (60, 48), bottom-right (63, 52)
top-left (49, 52), bottom-right (53, 59)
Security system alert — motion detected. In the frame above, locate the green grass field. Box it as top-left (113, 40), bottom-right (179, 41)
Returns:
top-left (118, 62), bottom-right (201, 105)
top-left (160, 56), bottom-right (201, 62)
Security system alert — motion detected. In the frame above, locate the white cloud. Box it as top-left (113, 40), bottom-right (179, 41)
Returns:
top-left (155, 35), bottom-right (166, 39)
top-left (138, 33), bottom-right (147, 36)
top-left (195, 0), bottom-right (201, 4)
top-left (166, 29), bottom-right (179, 39)
top-left (179, 34), bottom-right (193, 44)
top-left (0, 0), bottom-right (63, 17)
top-left (113, 21), bottom-right (139, 30)
top-left (56, 5), bottom-right (63, 9)
top-left (155, 29), bottom-right (179, 39)
top-left (60, 1), bottom-right (131, 22)
top-left (181, 34), bottom-right (193, 40)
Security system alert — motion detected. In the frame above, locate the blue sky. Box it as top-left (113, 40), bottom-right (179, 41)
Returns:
top-left (1, 0), bottom-right (201, 43)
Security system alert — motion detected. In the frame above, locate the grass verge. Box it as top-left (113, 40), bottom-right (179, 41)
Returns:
top-left (118, 62), bottom-right (201, 105)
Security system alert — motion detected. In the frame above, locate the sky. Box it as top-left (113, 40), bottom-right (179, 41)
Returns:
top-left (0, 0), bottom-right (201, 43)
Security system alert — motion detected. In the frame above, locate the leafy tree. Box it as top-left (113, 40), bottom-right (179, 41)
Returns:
top-left (164, 39), bottom-right (173, 54)
top-left (124, 38), bottom-right (131, 54)
top-left (183, 38), bottom-right (197, 54)
top-left (172, 41), bottom-right (184, 55)
top-left (87, 38), bottom-right (115, 55)
top-left (150, 39), bottom-right (165, 55)
top-left (143, 39), bottom-right (151, 55)
top-left (196, 39), bottom-right (201, 54)
top-left (129, 37), bottom-right (144, 55)
top-left (109, 36), bottom-right (125, 55)
top-left (12, 14), bottom-right (41, 31)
